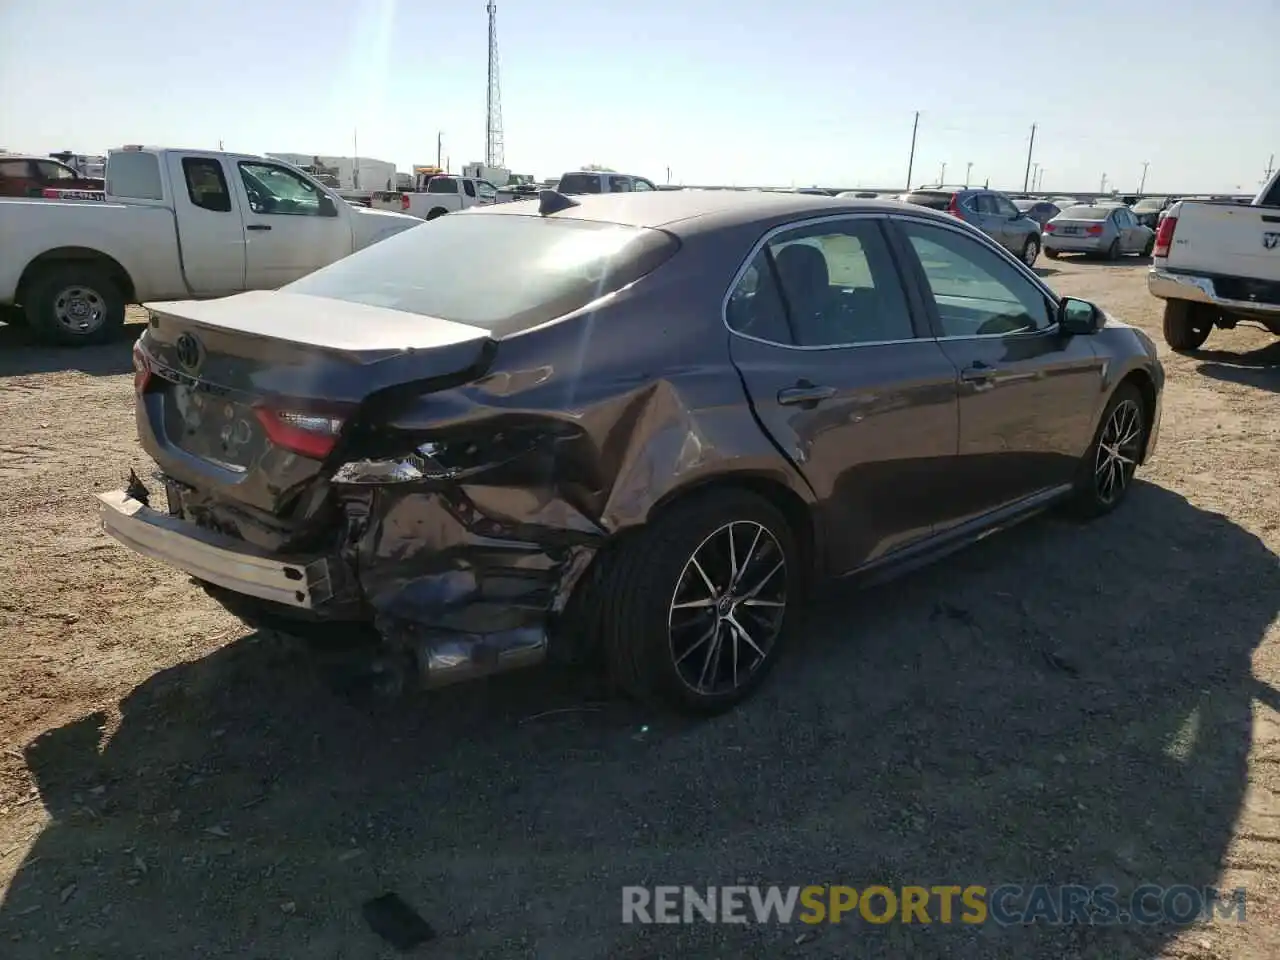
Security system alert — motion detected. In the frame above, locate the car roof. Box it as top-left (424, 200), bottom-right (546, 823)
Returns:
top-left (473, 189), bottom-right (947, 237)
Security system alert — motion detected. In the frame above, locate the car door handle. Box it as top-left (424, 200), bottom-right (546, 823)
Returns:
top-left (777, 382), bottom-right (837, 407)
top-left (246, 224), bottom-right (271, 231)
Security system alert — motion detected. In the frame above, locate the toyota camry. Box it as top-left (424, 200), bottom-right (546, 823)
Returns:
top-left (101, 189), bottom-right (1164, 714)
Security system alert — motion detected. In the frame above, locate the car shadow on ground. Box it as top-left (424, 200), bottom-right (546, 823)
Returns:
top-left (1194, 341), bottom-right (1280, 392)
top-left (2, 482), bottom-right (1275, 959)
top-left (0, 321), bottom-right (141, 378)
top-left (1032, 266), bottom-right (1060, 279)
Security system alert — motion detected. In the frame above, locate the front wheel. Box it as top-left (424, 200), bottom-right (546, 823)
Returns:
top-left (1021, 236), bottom-right (1040, 268)
top-left (1162, 300), bottom-right (1213, 351)
top-left (599, 490), bottom-right (799, 715)
top-left (1066, 382), bottom-right (1148, 519)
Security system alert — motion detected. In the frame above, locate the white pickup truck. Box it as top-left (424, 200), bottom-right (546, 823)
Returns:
top-left (0, 146), bottom-right (422, 345)
top-left (1148, 169), bottom-right (1280, 350)
top-left (369, 174), bottom-right (499, 220)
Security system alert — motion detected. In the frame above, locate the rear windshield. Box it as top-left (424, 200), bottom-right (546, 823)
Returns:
top-left (557, 173), bottom-right (602, 195)
top-left (1133, 199), bottom-right (1164, 212)
top-left (283, 213), bottom-right (680, 337)
top-left (904, 191), bottom-right (953, 210)
top-left (425, 177), bottom-right (456, 194)
top-left (107, 150), bottom-right (164, 200)
top-left (1260, 176), bottom-right (1280, 208)
top-left (1059, 206), bottom-right (1111, 220)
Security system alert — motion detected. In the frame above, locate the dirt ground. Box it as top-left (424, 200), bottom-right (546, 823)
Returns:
top-left (1, 257), bottom-right (1279, 959)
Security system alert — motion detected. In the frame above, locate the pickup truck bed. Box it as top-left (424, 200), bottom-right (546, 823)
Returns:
top-left (1148, 172), bottom-right (1280, 350)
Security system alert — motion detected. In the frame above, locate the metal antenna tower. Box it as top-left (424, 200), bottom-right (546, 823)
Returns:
top-left (485, 2), bottom-right (505, 168)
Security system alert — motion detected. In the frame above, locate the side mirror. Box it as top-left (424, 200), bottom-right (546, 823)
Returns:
top-left (317, 195), bottom-right (338, 217)
top-left (1059, 297), bottom-right (1102, 335)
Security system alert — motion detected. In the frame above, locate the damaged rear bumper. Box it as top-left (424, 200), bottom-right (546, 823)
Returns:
top-left (97, 490), bottom-right (334, 609)
top-left (96, 482), bottom-right (589, 688)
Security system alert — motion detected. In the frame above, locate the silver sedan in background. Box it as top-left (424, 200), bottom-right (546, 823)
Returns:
top-left (1043, 204), bottom-right (1155, 260)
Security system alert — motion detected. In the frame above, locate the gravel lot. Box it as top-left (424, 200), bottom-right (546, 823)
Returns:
top-left (1, 256), bottom-right (1279, 959)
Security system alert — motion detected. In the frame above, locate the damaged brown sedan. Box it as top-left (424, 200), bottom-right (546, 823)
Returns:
top-left (100, 189), bottom-right (1164, 713)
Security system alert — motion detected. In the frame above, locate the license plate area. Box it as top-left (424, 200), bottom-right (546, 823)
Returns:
top-left (161, 381), bottom-right (269, 472)
top-left (1058, 226), bottom-right (1081, 236)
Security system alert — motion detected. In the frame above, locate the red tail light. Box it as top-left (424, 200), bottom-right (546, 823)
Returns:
top-left (401, 194), bottom-right (410, 211)
top-left (132, 340), bottom-right (152, 393)
top-left (1153, 215), bottom-right (1177, 258)
top-left (946, 194), bottom-right (962, 217)
top-left (1086, 224), bottom-right (1104, 235)
top-left (1044, 223), bottom-right (1056, 233)
top-left (254, 408), bottom-right (346, 459)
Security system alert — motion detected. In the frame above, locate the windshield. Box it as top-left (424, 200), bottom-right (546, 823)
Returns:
top-left (1133, 199), bottom-right (1164, 212)
top-left (1059, 206), bottom-right (1112, 220)
top-left (284, 212), bottom-right (680, 336)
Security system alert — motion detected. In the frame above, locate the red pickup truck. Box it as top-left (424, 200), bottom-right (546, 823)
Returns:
top-left (0, 155), bottom-right (105, 198)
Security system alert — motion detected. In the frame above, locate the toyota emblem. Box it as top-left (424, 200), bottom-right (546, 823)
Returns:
top-left (174, 333), bottom-right (204, 373)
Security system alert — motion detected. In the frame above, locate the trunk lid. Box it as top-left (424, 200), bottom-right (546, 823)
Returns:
top-left (137, 290), bottom-right (495, 515)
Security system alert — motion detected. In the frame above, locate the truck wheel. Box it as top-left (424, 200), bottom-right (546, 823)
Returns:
top-left (426, 208), bottom-right (448, 220)
top-left (25, 263), bottom-right (125, 346)
top-left (1162, 300), bottom-right (1213, 352)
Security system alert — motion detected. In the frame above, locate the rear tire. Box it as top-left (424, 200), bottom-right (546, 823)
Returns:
top-left (1066, 382), bottom-right (1148, 520)
top-left (1106, 239), bottom-right (1121, 261)
top-left (1162, 300), bottom-right (1213, 351)
top-left (597, 490), bottom-right (800, 715)
top-left (425, 208), bottom-right (448, 220)
top-left (1021, 236), bottom-right (1040, 267)
top-left (1142, 236), bottom-right (1155, 257)
top-left (24, 263), bottom-right (125, 346)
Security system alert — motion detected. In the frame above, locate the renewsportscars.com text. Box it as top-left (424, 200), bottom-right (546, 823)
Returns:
top-left (621, 884), bottom-right (1247, 926)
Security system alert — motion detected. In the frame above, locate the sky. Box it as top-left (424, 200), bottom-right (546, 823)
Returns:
top-left (1, 0), bottom-right (1275, 194)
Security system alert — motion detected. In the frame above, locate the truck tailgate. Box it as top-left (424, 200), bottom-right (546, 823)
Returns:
top-left (1165, 202), bottom-right (1280, 282)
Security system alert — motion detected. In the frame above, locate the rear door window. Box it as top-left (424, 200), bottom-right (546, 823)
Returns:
top-left (462, 179), bottom-right (477, 198)
top-left (107, 151), bottom-right (165, 200)
top-left (182, 157), bottom-right (232, 213)
top-left (608, 176), bottom-right (634, 192)
top-left (558, 173), bottom-right (602, 194)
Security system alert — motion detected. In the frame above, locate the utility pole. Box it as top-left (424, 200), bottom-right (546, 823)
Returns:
top-left (666, 166), bottom-right (671, 184)
top-left (1100, 172), bottom-right (1108, 195)
top-left (1030, 162), bottom-right (1039, 193)
top-left (1022, 123), bottom-right (1037, 192)
top-left (939, 161), bottom-right (947, 184)
top-left (1139, 161), bottom-right (1150, 194)
top-left (1036, 168), bottom-right (1045, 192)
top-left (1265, 154), bottom-right (1276, 184)
top-left (905, 111), bottom-right (920, 191)
top-left (437, 131), bottom-right (443, 169)
top-left (352, 129), bottom-right (359, 190)
top-left (965, 161), bottom-right (973, 187)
